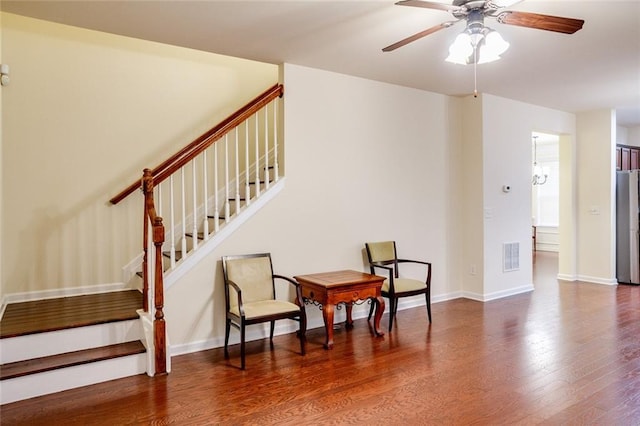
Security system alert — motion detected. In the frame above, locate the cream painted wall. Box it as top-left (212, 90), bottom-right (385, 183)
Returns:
top-left (576, 110), bottom-right (617, 284)
top-left (0, 12), bottom-right (4, 303)
top-left (446, 96), bottom-right (465, 300)
top-left (558, 133), bottom-right (578, 280)
top-left (460, 95), bottom-right (484, 298)
top-left (165, 64), bottom-right (459, 348)
top-left (480, 94), bottom-right (576, 297)
top-left (1, 13), bottom-right (277, 294)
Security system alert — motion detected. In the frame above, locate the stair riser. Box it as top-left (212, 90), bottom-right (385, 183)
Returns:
top-left (0, 353), bottom-right (147, 405)
top-left (0, 319), bottom-right (142, 364)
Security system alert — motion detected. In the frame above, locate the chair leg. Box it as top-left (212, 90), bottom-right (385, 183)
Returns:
top-left (426, 291), bottom-right (432, 323)
top-left (388, 297), bottom-right (396, 332)
top-left (224, 319), bottom-right (231, 359)
top-left (269, 320), bottom-right (275, 346)
top-left (299, 314), bottom-right (307, 356)
top-left (367, 299), bottom-right (375, 321)
top-left (240, 324), bottom-right (246, 370)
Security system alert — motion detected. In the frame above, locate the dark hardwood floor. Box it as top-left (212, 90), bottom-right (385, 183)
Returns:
top-left (2, 251), bottom-right (639, 425)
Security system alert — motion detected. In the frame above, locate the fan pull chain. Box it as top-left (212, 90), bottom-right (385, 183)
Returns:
top-left (473, 47), bottom-right (478, 98)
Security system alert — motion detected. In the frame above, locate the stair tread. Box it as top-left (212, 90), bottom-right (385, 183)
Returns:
top-left (0, 341), bottom-right (146, 380)
top-left (0, 290), bottom-right (142, 338)
top-left (162, 250), bottom-right (183, 261)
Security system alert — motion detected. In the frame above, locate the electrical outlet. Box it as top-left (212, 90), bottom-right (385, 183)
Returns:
top-left (470, 264), bottom-right (477, 275)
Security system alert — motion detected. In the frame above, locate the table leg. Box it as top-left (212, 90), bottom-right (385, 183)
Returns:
top-left (345, 302), bottom-right (354, 329)
top-left (322, 303), bottom-right (335, 349)
top-left (373, 296), bottom-right (385, 337)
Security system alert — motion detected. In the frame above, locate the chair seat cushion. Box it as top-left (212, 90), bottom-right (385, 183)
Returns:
top-left (230, 300), bottom-right (300, 319)
top-left (383, 278), bottom-right (426, 293)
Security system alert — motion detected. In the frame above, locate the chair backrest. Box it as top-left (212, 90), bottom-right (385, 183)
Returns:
top-left (365, 241), bottom-right (397, 264)
top-left (365, 241), bottom-right (400, 278)
top-left (222, 253), bottom-right (276, 311)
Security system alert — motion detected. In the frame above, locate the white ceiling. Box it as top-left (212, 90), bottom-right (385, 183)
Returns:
top-left (2, 0), bottom-right (639, 126)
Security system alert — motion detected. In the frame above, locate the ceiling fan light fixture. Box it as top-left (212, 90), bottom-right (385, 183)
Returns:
top-left (446, 27), bottom-right (509, 65)
top-left (483, 29), bottom-right (510, 56)
top-left (445, 31), bottom-right (474, 64)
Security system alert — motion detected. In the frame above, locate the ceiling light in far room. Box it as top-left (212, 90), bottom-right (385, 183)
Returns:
top-left (532, 136), bottom-right (548, 186)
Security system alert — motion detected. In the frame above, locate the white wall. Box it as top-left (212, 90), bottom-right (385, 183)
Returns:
top-left (0, 12), bottom-right (4, 303)
top-left (628, 126), bottom-right (640, 146)
top-left (1, 13), bottom-right (277, 295)
top-left (481, 94), bottom-right (576, 296)
top-left (165, 64), bottom-right (460, 350)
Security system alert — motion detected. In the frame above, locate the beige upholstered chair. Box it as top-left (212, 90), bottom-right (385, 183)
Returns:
top-left (221, 253), bottom-right (306, 369)
top-left (365, 241), bottom-right (432, 331)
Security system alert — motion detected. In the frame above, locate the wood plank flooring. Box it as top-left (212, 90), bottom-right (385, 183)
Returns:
top-left (0, 290), bottom-right (142, 338)
top-left (2, 252), bottom-right (640, 424)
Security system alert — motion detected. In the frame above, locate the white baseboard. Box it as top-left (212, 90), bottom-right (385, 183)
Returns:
top-left (461, 284), bottom-right (534, 302)
top-left (575, 275), bottom-right (618, 286)
top-left (557, 273), bottom-right (577, 282)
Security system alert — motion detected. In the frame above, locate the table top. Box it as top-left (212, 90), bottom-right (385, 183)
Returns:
top-left (294, 269), bottom-right (384, 288)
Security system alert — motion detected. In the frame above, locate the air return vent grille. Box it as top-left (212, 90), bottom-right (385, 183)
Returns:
top-left (503, 242), bottom-right (520, 272)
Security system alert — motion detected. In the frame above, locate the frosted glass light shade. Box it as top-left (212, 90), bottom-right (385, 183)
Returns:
top-left (484, 30), bottom-right (510, 56)
top-left (446, 32), bottom-right (473, 64)
top-left (446, 28), bottom-right (509, 65)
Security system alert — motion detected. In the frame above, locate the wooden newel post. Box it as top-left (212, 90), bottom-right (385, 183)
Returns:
top-left (141, 169), bottom-right (153, 313)
top-left (153, 216), bottom-right (167, 375)
top-left (141, 168), bottom-right (168, 375)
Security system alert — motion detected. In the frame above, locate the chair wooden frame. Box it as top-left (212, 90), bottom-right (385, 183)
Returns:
top-left (221, 253), bottom-right (306, 370)
top-left (365, 241), bottom-right (432, 331)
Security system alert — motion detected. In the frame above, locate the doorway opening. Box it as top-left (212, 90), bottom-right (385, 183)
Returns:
top-left (531, 131), bottom-right (560, 255)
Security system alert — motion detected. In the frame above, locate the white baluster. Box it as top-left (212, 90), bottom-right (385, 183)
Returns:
top-left (273, 97), bottom-right (279, 182)
top-left (169, 175), bottom-right (176, 269)
top-left (191, 159), bottom-right (198, 250)
top-left (245, 120), bottom-right (251, 206)
top-left (255, 113), bottom-right (261, 197)
top-left (234, 127), bottom-right (240, 214)
top-left (214, 143), bottom-right (220, 231)
top-left (157, 183), bottom-right (162, 218)
top-left (181, 167), bottom-right (187, 257)
top-left (264, 103), bottom-right (270, 190)
top-left (202, 150), bottom-right (209, 240)
top-left (224, 134), bottom-right (230, 222)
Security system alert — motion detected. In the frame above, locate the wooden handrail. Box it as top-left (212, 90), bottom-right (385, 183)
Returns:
top-left (109, 83), bottom-right (284, 205)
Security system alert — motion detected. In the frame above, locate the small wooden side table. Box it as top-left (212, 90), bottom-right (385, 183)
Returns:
top-left (294, 270), bottom-right (385, 349)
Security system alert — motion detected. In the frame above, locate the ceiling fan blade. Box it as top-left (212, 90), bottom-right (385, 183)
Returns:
top-left (395, 0), bottom-right (464, 14)
top-left (496, 11), bottom-right (584, 34)
top-left (382, 21), bottom-right (458, 52)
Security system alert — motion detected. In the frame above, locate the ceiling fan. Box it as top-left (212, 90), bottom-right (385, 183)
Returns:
top-left (383, 0), bottom-right (585, 55)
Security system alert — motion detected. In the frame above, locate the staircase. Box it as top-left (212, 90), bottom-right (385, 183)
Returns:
top-left (0, 83), bottom-right (285, 404)
top-left (0, 290), bottom-right (147, 404)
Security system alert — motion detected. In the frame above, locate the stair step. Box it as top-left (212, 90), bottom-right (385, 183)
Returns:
top-left (0, 290), bottom-right (142, 338)
top-left (185, 232), bottom-right (205, 240)
top-left (0, 341), bottom-right (145, 381)
top-left (162, 250), bottom-right (184, 261)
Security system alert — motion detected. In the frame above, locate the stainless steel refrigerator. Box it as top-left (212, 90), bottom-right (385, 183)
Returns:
top-left (616, 170), bottom-right (640, 284)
